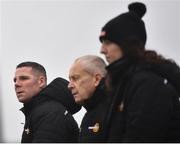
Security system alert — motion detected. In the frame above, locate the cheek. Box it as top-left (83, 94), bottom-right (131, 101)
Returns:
top-left (80, 80), bottom-right (95, 95)
top-left (111, 47), bottom-right (123, 59)
top-left (77, 80), bottom-right (88, 92)
top-left (115, 51), bottom-right (123, 59)
top-left (80, 78), bottom-right (94, 88)
top-left (26, 81), bottom-right (37, 88)
top-left (26, 81), bottom-right (40, 93)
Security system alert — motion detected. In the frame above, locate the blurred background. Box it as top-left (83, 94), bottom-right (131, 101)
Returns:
top-left (0, 0), bottom-right (179, 142)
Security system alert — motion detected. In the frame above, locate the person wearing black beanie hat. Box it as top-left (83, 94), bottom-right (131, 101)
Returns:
top-left (100, 2), bottom-right (147, 47)
top-left (98, 2), bottom-right (180, 142)
top-left (100, 2), bottom-right (147, 64)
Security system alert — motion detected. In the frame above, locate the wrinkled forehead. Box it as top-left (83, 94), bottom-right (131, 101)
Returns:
top-left (69, 61), bottom-right (90, 77)
top-left (69, 61), bottom-right (82, 74)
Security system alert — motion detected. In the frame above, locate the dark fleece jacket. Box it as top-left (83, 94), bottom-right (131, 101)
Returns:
top-left (21, 77), bottom-right (81, 143)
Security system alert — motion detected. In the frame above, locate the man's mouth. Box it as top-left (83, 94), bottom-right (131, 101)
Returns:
top-left (16, 91), bottom-right (24, 95)
top-left (73, 92), bottom-right (77, 95)
top-left (72, 92), bottom-right (78, 97)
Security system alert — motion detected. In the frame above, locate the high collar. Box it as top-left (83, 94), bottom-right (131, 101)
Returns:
top-left (20, 92), bottom-right (50, 116)
top-left (106, 57), bottom-right (138, 86)
top-left (83, 79), bottom-right (107, 111)
top-left (107, 57), bottom-right (131, 73)
top-left (20, 77), bottom-right (82, 115)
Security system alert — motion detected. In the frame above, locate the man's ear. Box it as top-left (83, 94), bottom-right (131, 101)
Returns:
top-left (94, 73), bottom-right (102, 87)
top-left (39, 76), bottom-right (46, 88)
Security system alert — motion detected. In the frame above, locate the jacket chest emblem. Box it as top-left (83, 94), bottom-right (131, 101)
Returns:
top-left (118, 101), bottom-right (124, 112)
top-left (24, 128), bottom-right (30, 135)
top-left (88, 123), bottom-right (100, 133)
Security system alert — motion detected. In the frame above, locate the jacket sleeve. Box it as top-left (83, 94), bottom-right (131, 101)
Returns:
top-left (123, 72), bottom-right (177, 142)
top-left (31, 105), bottom-right (79, 142)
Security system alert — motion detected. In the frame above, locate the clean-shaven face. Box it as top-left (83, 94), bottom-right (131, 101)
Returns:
top-left (100, 40), bottom-right (123, 64)
top-left (14, 67), bottom-right (45, 103)
top-left (68, 61), bottom-right (98, 104)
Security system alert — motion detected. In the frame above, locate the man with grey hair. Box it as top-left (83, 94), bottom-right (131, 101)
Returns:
top-left (68, 55), bottom-right (109, 142)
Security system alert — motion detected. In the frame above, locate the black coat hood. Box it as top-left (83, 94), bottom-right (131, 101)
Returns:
top-left (40, 77), bottom-right (81, 114)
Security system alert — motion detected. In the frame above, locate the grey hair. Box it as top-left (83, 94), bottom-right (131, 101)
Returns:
top-left (75, 55), bottom-right (107, 77)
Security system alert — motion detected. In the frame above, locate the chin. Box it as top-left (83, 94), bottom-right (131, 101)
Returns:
top-left (18, 99), bottom-right (25, 103)
top-left (75, 99), bottom-right (83, 105)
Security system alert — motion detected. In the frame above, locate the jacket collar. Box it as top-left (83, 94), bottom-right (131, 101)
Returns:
top-left (83, 79), bottom-right (107, 111)
top-left (20, 92), bottom-right (50, 116)
top-left (106, 57), bottom-right (136, 86)
top-left (20, 77), bottom-right (82, 115)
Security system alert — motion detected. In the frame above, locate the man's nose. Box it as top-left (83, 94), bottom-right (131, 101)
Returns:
top-left (68, 81), bottom-right (74, 90)
top-left (14, 79), bottom-right (20, 88)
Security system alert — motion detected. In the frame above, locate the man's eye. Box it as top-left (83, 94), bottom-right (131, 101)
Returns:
top-left (72, 76), bottom-right (79, 81)
top-left (20, 76), bottom-right (29, 80)
top-left (103, 40), bottom-right (112, 45)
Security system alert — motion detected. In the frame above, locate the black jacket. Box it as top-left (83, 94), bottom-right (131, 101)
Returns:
top-left (20, 77), bottom-right (81, 143)
top-left (79, 80), bottom-right (110, 142)
top-left (105, 57), bottom-right (180, 142)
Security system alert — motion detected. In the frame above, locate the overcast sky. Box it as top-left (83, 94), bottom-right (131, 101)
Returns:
top-left (0, 0), bottom-right (180, 142)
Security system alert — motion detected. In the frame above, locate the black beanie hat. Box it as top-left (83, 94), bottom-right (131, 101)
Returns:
top-left (99, 2), bottom-right (147, 47)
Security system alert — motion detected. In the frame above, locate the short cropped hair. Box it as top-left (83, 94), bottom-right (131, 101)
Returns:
top-left (75, 55), bottom-right (107, 77)
top-left (16, 61), bottom-right (47, 82)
